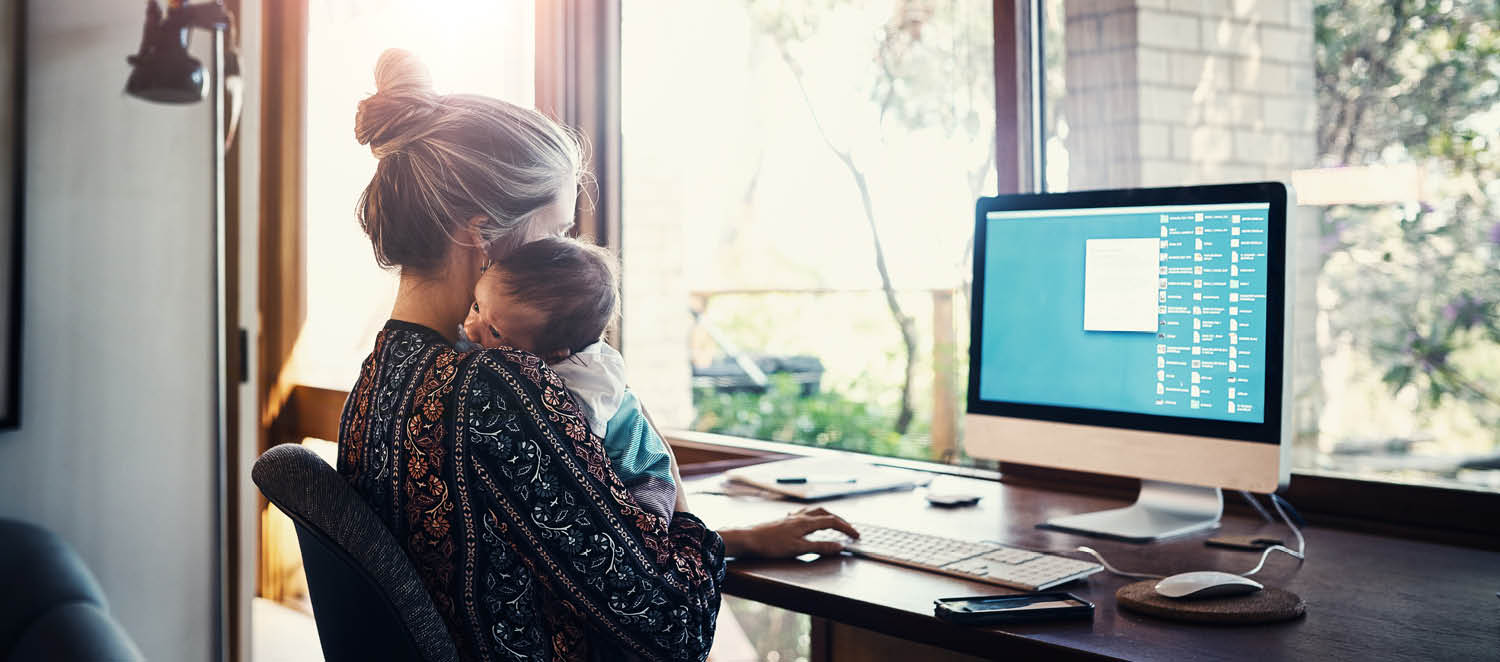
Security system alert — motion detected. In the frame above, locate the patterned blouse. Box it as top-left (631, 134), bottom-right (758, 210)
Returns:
top-left (338, 321), bottom-right (726, 661)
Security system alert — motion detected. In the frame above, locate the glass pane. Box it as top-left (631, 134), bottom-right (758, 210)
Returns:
top-left (296, 0), bottom-right (535, 389)
top-left (621, 0), bottom-right (995, 464)
top-left (1043, 0), bottom-right (1500, 491)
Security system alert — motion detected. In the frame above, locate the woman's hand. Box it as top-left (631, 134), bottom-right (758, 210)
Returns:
top-left (718, 507), bottom-right (861, 559)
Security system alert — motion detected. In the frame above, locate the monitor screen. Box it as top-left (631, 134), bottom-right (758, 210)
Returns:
top-left (976, 202), bottom-right (1272, 425)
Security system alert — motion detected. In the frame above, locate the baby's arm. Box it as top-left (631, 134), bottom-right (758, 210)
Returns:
top-left (637, 400), bottom-right (689, 515)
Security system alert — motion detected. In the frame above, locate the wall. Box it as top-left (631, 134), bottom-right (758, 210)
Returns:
top-left (0, 1), bottom-right (219, 660)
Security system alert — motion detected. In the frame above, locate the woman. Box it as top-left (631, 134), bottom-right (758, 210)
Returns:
top-left (337, 49), bottom-right (859, 662)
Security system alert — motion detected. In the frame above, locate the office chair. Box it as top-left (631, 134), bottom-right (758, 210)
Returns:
top-left (251, 444), bottom-right (459, 662)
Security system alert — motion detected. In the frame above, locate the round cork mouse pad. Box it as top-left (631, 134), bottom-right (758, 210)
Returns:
top-left (1116, 580), bottom-right (1306, 624)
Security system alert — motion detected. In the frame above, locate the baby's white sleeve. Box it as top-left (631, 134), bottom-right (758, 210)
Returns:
top-left (548, 341), bottom-right (628, 439)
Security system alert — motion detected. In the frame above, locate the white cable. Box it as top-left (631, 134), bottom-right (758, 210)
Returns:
top-left (1076, 494), bottom-right (1306, 580)
top-left (1075, 546), bottom-right (1163, 579)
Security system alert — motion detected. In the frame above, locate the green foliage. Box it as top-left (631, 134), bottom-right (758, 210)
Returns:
top-left (692, 375), bottom-right (930, 460)
top-left (1314, 0), bottom-right (1500, 423)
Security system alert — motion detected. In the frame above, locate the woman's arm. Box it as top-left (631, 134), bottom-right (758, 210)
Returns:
top-left (718, 507), bottom-right (860, 558)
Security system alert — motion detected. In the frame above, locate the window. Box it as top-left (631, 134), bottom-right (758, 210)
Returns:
top-left (621, 0), bottom-right (996, 465)
top-left (294, 0), bottom-right (535, 390)
top-left (1044, 0), bottom-right (1500, 491)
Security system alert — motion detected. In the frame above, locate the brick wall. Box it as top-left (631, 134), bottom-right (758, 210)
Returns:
top-left (1064, 0), bottom-right (1322, 444)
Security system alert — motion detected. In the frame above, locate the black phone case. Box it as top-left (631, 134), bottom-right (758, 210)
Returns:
top-left (933, 592), bottom-right (1095, 625)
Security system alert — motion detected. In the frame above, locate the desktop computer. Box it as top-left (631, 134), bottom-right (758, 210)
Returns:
top-left (964, 182), bottom-right (1292, 542)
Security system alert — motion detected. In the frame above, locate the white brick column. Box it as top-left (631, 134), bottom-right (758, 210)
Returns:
top-left (1064, 0), bottom-right (1322, 446)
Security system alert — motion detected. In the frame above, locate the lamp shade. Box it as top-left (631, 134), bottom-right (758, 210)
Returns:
top-left (125, 0), bottom-right (206, 104)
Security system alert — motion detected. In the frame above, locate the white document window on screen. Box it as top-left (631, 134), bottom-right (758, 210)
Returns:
top-left (1083, 238), bottom-right (1160, 333)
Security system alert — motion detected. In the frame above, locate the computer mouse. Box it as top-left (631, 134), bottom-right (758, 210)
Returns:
top-left (1154, 571), bottom-right (1264, 600)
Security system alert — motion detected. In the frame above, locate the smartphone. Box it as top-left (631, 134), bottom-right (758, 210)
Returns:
top-left (933, 592), bottom-right (1094, 625)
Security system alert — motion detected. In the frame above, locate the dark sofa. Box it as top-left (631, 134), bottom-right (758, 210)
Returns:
top-left (0, 519), bottom-right (142, 661)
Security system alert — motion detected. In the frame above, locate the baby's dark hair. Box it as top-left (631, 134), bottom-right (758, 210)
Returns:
top-left (491, 237), bottom-right (618, 356)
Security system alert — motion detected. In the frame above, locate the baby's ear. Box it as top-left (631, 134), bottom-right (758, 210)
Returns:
top-left (543, 349), bottom-right (573, 364)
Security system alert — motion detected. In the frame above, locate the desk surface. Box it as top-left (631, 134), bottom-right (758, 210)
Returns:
top-left (687, 470), bottom-right (1500, 661)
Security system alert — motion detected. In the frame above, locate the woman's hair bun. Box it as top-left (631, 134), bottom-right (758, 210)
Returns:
top-left (355, 48), bottom-right (441, 159)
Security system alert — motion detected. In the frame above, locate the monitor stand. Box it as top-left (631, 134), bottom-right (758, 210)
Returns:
top-left (1040, 480), bottom-right (1222, 543)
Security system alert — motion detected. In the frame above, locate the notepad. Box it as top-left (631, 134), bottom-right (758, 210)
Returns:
top-left (725, 457), bottom-right (928, 501)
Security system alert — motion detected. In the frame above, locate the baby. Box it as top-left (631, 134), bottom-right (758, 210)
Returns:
top-left (459, 237), bottom-right (679, 521)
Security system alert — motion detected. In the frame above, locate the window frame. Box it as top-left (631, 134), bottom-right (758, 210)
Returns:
top-left (262, 0), bottom-right (1500, 551)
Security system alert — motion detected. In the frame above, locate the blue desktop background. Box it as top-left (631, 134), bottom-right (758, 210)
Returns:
top-left (977, 210), bottom-right (1267, 423)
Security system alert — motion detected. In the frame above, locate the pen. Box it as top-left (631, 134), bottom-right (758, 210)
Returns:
top-left (776, 475), bottom-right (858, 484)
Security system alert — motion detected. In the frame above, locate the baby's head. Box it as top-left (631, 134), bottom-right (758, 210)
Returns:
top-left (464, 237), bottom-right (619, 362)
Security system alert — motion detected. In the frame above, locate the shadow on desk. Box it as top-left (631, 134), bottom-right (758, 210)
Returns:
top-left (686, 471), bottom-right (1500, 662)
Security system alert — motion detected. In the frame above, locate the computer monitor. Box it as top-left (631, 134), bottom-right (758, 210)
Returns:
top-left (965, 182), bottom-right (1291, 542)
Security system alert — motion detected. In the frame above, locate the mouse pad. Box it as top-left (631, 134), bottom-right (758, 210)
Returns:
top-left (1116, 580), bottom-right (1306, 624)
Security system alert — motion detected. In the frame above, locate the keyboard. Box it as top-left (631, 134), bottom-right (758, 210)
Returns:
top-left (807, 522), bottom-right (1102, 591)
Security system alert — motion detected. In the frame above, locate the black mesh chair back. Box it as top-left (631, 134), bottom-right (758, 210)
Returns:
top-left (251, 443), bottom-right (459, 662)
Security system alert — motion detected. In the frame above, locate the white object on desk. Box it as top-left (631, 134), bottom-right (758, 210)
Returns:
top-left (1154, 571), bottom-right (1264, 599)
top-left (807, 522), bottom-right (1102, 592)
top-left (725, 457), bottom-right (927, 501)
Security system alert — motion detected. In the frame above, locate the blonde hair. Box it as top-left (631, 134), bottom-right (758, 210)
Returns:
top-left (354, 48), bottom-right (582, 273)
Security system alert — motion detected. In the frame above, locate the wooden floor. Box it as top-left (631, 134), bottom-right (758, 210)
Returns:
top-left (250, 598), bottom-right (320, 662)
top-left (249, 595), bottom-right (767, 661)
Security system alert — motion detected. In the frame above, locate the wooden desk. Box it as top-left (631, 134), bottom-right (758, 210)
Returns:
top-left (686, 470), bottom-right (1500, 661)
